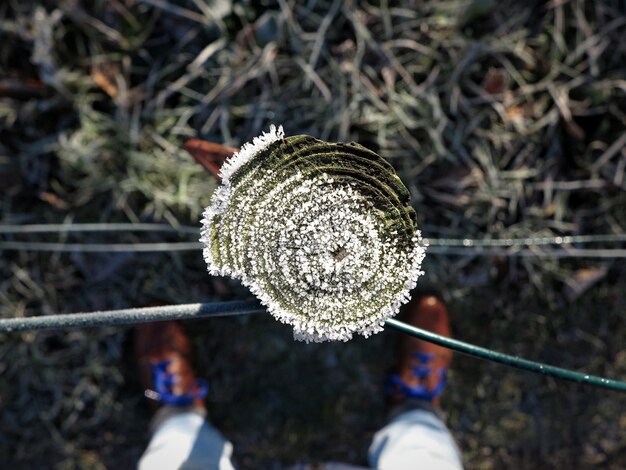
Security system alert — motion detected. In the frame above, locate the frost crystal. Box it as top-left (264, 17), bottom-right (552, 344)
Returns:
top-left (200, 127), bottom-right (427, 342)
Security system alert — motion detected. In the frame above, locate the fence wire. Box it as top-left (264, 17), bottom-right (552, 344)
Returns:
top-left (0, 302), bottom-right (625, 393)
top-left (1, 224), bottom-right (626, 257)
top-left (2, 224), bottom-right (625, 393)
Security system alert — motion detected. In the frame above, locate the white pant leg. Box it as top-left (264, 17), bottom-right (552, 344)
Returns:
top-left (368, 407), bottom-right (463, 470)
top-left (139, 407), bottom-right (235, 470)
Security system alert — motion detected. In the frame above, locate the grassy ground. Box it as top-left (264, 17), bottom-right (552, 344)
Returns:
top-left (1, 0), bottom-right (626, 468)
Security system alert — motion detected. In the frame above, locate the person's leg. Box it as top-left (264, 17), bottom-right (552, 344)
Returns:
top-left (138, 406), bottom-right (234, 469)
top-left (368, 296), bottom-right (463, 470)
top-left (135, 321), bottom-right (235, 470)
top-left (369, 402), bottom-right (462, 469)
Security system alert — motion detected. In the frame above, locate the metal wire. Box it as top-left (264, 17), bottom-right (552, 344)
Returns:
top-left (0, 241), bottom-right (201, 252)
top-left (0, 223), bottom-right (199, 235)
top-left (2, 240), bottom-right (625, 257)
top-left (1, 224), bottom-right (625, 390)
top-left (0, 301), bottom-right (265, 332)
top-left (0, 302), bottom-right (624, 393)
top-left (1, 224), bottom-right (625, 257)
top-left (2, 223), bottom-right (626, 245)
top-left (425, 246), bottom-right (626, 258)
top-left (385, 319), bottom-right (626, 393)
top-left (426, 233), bottom-right (626, 247)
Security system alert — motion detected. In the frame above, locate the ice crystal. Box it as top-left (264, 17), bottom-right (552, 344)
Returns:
top-left (200, 127), bottom-right (427, 342)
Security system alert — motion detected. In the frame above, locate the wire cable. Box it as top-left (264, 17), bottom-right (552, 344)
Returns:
top-left (0, 223), bottom-right (199, 235)
top-left (1, 224), bottom-right (625, 257)
top-left (0, 301), bottom-right (264, 332)
top-left (0, 241), bottom-right (201, 252)
top-left (1, 224), bottom-right (625, 390)
top-left (1, 241), bottom-right (624, 257)
top-left (2, 223), bottom-right (625, 246)
top-left (0, 302), bottom-right (624, 393)
top-left (385, 319), bottom-right (626, 393)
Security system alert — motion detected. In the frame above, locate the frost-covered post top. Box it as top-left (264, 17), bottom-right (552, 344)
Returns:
top-left (200, 125), bottom-right (427, 342)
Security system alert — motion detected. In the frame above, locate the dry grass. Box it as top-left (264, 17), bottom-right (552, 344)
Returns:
top-left (1, 0), bottom-right (625, 468)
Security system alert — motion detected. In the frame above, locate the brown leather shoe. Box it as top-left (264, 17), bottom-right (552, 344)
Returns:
top-left (134, 321), bottom-right (206, 409)
top-left (388, 296), bottom-right (453, 407)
